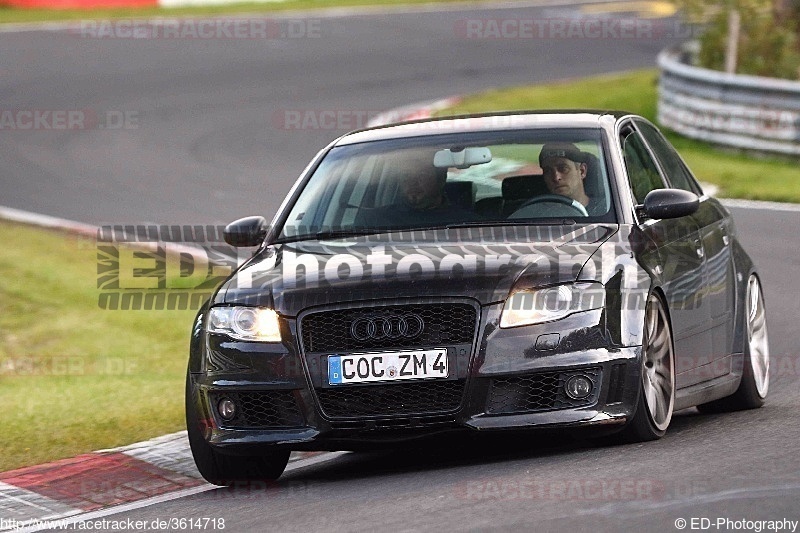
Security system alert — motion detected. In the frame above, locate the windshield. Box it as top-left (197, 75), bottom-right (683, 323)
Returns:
top-left (278, 128), bottom-right (615, 241)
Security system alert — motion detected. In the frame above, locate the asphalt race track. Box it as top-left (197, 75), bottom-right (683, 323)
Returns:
top-left (2, 1), bottom-right (683, 225)
top-left (2, 2), bottom-right (800, 531)
top-left (75, 204), bottom-right (800, 533)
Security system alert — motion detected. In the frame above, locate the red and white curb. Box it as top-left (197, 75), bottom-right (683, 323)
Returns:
top-left (0, 205), bottom-right (243, 264)
top-left (366, 96), bottom-right (462, 128)
top-left (0, 206), bottom-right (97, 239)
top-left (0, 431), bottom-right (336, 532)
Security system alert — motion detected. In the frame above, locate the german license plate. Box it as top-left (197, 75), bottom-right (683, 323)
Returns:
top-left (328, 349), bottom-right (448, 385)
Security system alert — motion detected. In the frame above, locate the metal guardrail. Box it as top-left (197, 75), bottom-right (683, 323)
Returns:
top-left (657, 43), bottom-right (800, 156)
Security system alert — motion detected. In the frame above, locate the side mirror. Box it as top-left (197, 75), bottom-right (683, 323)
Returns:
top-left (223, 216), bottom-right (268, 247)
top-left (641, 189), bottom-right (699, 220)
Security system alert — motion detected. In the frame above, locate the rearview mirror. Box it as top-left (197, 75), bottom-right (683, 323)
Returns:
top-left (642, 189), bottom-right (699, 220)
top-left (223, 216), bottom-right (268, 247)
top-left (434, 147), bottom-right (492, 169)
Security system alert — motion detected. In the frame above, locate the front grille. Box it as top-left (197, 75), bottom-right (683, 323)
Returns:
top-left (316, 379), bottom-right (465, 418)
top-left (486, 368), bottom-right (601, 415)
top-left (300, 303), bottom-right (477, 352)
top-left (211, 391), bottom-right (305, 428)
top-left (329, 415), bottom-right (457, 431)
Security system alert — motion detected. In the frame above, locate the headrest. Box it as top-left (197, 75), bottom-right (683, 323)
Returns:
top-left (582, 153), bottom-right (603, 198)
top-left (444, 181), bottom-right (475, 208)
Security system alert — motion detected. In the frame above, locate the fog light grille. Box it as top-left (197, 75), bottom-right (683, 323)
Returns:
top-left (486, 368), bottom-right (601, 414)
top-left (210, 391), bottom-right (305, 428)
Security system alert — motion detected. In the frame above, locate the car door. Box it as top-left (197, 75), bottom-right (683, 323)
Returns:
top-left (619, 121), bottom-right (710, 389)
top-left (693, 200), bottom-right (735, 366)
top-left (635, 120), bottom-right (735, 379)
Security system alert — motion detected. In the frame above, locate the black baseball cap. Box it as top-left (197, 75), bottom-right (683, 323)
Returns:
top-left (539, 142), bottom-right (587, 165)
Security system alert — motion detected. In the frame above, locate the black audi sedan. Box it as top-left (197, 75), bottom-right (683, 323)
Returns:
top-left (186, 111), bottom-right (769, 484)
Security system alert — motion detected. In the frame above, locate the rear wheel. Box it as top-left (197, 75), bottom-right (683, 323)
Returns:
top-left (697, 275), bottom-right (769, 413)
top-left (185, 371), bottom-right (290, 486)
top-left (620, 293), bottom-right (675, 442)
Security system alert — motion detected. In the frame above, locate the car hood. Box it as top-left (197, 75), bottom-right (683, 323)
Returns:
top-left (215, 224), bottom-right (618, 316)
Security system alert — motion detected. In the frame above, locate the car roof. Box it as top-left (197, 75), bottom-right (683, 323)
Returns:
top-left (335, 110), bottom-right (630, 145)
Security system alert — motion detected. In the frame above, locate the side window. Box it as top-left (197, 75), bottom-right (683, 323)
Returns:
top-left (621, 128), bottom-right (665, 205)
top-left (636, 121), bottom-right (701, 194)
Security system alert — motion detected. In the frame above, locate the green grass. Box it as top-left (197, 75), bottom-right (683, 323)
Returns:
top-left (438, 70), bottom-right (800, 203)
top-left (0, 222), bottom-right (196, 472)
top-left (0, 0), bottom-right (479, 24)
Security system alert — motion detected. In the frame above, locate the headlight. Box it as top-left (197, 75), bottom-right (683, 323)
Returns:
top-left (500, 282), bottom-right (605, 328)
top-left (207, 306), bottom-right (282, 342)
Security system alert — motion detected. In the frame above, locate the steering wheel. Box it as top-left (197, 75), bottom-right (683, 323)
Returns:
top-left (509, 194), bottom-right (589, 219)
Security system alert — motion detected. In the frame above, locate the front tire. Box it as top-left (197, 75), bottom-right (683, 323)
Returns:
top-left (620, 293), bottom-right (675, 442)
top-left (185, 371), bottom-right (290, 486)
top-left (697, 275), bottom-right (769, 413)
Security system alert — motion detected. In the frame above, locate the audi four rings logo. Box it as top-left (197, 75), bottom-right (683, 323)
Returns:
top-left (350, 314), bottom-right (425, 341)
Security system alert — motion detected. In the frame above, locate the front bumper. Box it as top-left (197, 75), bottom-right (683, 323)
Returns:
top-left (189, 303), bottom-right (642, 452)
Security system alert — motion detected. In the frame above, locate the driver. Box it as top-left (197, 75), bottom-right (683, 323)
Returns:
top-left (375, 150), bottom-right (481, 228)
top-left (538, 142), bottom-right (604, 215)
top-left (397, 154), bottom-right (449, 211)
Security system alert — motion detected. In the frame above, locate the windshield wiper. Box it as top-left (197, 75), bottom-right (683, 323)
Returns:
top-left (276, 229), bottom-right (386, 244)
top-left (314, 229), bottom-right (388, 239)
top-left (277, 220), bottom-right (579, 243)
top-left (445, 219), bottom-right (578, 229)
